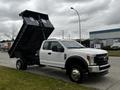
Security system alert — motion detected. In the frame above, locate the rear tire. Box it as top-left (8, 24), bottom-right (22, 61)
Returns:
top-left (68, 64), bottom-right (84, 83)
top-left (16, 59), bottom-right (27, 70)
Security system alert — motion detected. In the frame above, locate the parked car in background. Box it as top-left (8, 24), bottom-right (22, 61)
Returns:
top-left (0, 40), bottom-right (13, 51)
top-left (111, 42), bottom-right (120, 49)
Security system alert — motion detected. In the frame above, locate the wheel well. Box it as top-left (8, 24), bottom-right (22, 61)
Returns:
top-left (65, 56), bottom-right (88, 72)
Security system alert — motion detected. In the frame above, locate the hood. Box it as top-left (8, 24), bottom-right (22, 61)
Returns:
top-left (68, 48), bottom-right (107, 55)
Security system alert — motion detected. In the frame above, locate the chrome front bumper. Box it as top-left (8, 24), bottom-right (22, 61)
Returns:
top-left (88, 64), bottom-right (110, 73)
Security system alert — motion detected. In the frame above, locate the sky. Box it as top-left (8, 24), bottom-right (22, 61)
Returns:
top-left (0, 0), bottom-right (120, 40)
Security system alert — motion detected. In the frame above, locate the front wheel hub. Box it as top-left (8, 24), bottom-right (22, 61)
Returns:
top-left (71, 69), bottom-right (80, 81)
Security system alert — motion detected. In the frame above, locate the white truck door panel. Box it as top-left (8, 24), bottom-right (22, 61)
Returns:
top-left (40, 41), bottom-right (52, 65)
top-left (40, 41), bottom-right (65, 68)
top-left (40, 50), bottom-right (51, 65)
top-left (49, 51), bottom-right (65, 68)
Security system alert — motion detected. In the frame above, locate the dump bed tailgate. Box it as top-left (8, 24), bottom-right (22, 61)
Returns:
top-left (8, 10), bottom-right (54, 58)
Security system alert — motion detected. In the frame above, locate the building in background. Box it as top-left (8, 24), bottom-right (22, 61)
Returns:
top-left (90, 28), bottom-right (120, 48)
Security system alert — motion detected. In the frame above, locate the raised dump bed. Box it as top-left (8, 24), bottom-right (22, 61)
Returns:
top-left (8, 10), bottom-right (54, 65)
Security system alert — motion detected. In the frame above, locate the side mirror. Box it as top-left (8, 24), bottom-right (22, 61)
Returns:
top-left (59, 47), bottom-right (64, 52)
top-left (52, 46), bottom-right (64, 52)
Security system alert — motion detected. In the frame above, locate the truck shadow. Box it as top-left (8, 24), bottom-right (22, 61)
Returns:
top-left (27, 66), bottom-right (70, 82)
top-left (26, 66), bottom-right (110, 84)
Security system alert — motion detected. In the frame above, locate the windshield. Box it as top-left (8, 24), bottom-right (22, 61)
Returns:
top-left (61, 41), bottom-right (85, 49)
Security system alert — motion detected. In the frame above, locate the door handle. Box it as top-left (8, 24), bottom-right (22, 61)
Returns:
top-left (48, 52), bottom-right (51, 55)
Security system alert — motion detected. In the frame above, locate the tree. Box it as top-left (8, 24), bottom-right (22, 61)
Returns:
top-left (4, 25), bottom-right (17, 40)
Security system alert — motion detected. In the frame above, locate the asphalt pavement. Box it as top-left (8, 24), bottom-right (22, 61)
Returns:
top-left (0, 51), bottom-right (120, 90)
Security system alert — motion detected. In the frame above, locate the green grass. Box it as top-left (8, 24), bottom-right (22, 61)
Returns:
top-left (0, 66), bottom-right (95, 90)
top-left (108, 50), bottom-right (120, 57)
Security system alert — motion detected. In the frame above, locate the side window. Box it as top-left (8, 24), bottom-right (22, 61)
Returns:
top-left (43, 41), bottom-right (51, 50)
top-left (50, 41), bottom-right (63, 50)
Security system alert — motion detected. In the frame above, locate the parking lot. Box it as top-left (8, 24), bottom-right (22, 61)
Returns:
top-left (0, 51), bottom-right (120, 90)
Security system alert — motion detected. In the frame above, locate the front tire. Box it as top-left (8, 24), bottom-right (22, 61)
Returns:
top-left (16, 59), bottom-right (27, 70)
top-left (68, 65), bottom-right (84, 83)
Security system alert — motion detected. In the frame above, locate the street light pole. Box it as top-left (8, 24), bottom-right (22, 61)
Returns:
top-left (62, 30), bottom-right (64, 39)
top-left (70, 7), bottom-right (81, 43)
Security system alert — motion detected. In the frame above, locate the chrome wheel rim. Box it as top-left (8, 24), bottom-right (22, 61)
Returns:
top-left (71, 69), bottom-right (80, 81)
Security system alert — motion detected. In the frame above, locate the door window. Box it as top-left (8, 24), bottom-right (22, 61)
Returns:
top-left (43, 41), bottom-right (51, 50)
top-left (43, 41), bottom-right (64, 52)
top-left (50, 41), bottom-right (63, 51)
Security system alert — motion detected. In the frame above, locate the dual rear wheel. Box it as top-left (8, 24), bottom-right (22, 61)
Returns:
top-left (16, 59), bottom-right (27, 70)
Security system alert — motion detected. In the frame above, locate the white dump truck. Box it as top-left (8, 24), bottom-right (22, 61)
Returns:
top-left (8, 10), bottom-right (110, 83)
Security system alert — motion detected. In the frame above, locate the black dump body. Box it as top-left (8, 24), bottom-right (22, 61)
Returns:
top-left (8, 10), bottom-right (54, 65)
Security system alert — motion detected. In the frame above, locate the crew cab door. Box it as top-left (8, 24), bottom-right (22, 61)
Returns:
top-left (40, 41), bottom-right (65, 68)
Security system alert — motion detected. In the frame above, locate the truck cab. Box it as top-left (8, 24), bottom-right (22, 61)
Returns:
top-left (40, 40), bottom-right (110, 83)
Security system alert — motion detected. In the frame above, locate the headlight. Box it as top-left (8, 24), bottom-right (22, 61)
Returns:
top-left (87, 55), bottom-right (96, 65)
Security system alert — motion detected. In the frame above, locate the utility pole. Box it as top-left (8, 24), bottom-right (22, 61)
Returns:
top-left (70, 7), bottom-right (82, 43)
